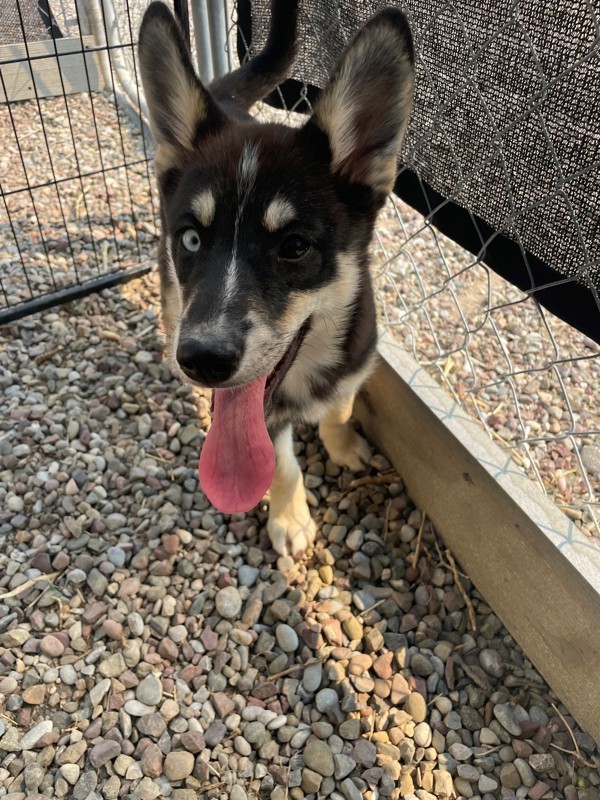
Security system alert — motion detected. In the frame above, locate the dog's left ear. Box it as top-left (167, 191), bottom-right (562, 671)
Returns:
top-left (139, 2), bottom-right (223, 164)
top-left (309, 8), bottom-right (415, 196)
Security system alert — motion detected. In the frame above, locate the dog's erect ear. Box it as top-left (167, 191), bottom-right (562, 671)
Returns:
top-left (139, 2), bottom-right (223, 162)
top-left (310, 8), bottom-right (415, 196)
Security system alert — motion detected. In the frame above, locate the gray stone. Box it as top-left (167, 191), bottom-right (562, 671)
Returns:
top-left (59, 664), bottom-right (77, 685)
top-left (581, 444), bottom-right (600, 474)
top-left (304, 739), bottom-right (335, 777)
top-left (341, 777), bottom-right (362, 800)
top-left (136, 674), bottom-right (163, 706)
top-left (124, 699), bottom-right (155, 717)
top-left (514, 758), bottom-right (536, 787)
top-left (243, 721), bottom-right (268, 746)
top-left (457, 764), bottom-right (480, 782)
top-left (493, 703), bottom-right (523, 736)
top-left (479, 648), bottom-right (503, 678)
top-left (275, 624), bottom-right (299, 653)
top-left (215, 586), bottom-right (242, 618)
top-left (74, 771), bottom-right (98, 800)
top-left (19, 719), bottom-right (53, 749)
top-left (24, 763), bottom-right (45, 791)
top-left (204, 721), bottom-right (227, 747)
top-left (333, 754), bottom-right (356, 780)
top-left (107, 547), bottom-right (126, 567)
top-left (478, 775), bottom-right (499, 793)
top-left (315, 688), bottom-right (339, 712)
top-left (303, 662), bottom-right (322, 693)
top-left (410, 652), bottom-right (434, 676)
top-left (353, 738), bottom-right (377, 768)
top-left (237, 566), bottom-right (259, 587)
top-left (87, 568), bottom-right (108, 596)
top-left (98, 652), bottom-right (126, 678)
top-left (448, 743), bottom-right (473, 761)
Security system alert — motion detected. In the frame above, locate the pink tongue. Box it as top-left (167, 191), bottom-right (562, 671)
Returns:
top-left (198, 375), bottom-right (275, 513)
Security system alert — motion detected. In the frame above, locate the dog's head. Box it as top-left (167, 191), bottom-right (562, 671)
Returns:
top-left (139, 1), bottom-right (414, 405)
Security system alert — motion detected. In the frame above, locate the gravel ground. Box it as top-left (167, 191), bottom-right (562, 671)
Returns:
top-left (1, 274), bottom-right (599, 799)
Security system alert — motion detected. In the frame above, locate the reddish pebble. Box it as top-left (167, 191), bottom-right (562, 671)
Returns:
top-left (102, 620), bottom-right (123, 640)
top-left (217, 572), bottom-right (234, 588)
top-left (39, 635), bottom-right (65, 658)
top-left (372, 652), bottom-right (394, 680)
top-left (141, 742), bottom-right (164, 778)
top-left (158, 638), bottom-right (178, 661)
top-left (52, 551), bottom-right (70, 570)
top-left (108, 693), bottom-right (124, 710)
top-left (162, 534), bottom-right (179, 555)
top-left (200, 626), bottom-right (219, 651)
top-left (179, 731), bottom-right (205, 753)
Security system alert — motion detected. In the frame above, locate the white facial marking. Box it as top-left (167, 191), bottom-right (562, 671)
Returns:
top-left (264, 196), bottom-right (296, 232)
top-left (238, 141), bottom-right (260, 200)
top-left (191, 189), bottom-right (216, 227)
top-left (221, 142), bottom-right (261, 305)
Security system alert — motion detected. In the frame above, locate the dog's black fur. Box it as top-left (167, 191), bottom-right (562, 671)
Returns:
top-left (139, 1), bottom-right (414, 555)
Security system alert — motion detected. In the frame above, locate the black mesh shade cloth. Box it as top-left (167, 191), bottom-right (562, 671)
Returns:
top-left (238, 0), bottom-right (600, 342)
top-left (0, 0), bottom-right (62, 45)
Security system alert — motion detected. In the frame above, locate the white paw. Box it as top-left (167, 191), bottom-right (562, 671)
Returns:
top-left (325, 427), bottom-right (371, 472)
top-left (267, 502), bottom-right (317, 559)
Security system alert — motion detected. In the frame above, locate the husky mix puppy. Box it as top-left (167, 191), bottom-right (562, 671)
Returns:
top-left (138, 0), bottom-right (414, 558)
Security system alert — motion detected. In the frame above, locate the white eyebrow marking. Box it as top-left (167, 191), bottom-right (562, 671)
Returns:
top-left (191, 189), bottom-right (215, 227)
top-left (264, 196), bottom-right (296, 232)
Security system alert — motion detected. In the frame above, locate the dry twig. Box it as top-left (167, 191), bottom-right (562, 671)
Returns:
top-left (267, 656), bottom-right (327, 682)
top-left (549, 701), bottom-right (594, 767)
top-left (446, 550), bottom-right (477, 632)
top-left (549, 743), bottom-right (597, 769)
top-left (412, 512), bottom-right (427, 569)
top-left (0, 571), bottom-right (61, 600)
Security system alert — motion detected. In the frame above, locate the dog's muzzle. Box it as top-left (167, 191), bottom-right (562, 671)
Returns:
top-left (176, 336), bottom-right (242, 387)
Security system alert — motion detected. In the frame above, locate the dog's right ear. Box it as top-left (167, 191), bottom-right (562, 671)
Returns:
top-left (139, 2), bottom-right (223, 167)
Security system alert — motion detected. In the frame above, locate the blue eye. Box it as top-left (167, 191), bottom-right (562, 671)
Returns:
top-left (181, 228), bottom-right (201, 252)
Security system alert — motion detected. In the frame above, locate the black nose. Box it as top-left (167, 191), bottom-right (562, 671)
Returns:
top-left (176, 337), bottom-right (241, 386)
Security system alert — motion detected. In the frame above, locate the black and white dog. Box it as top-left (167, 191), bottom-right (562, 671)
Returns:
top-left (138, 1), bottom-right (414, 557)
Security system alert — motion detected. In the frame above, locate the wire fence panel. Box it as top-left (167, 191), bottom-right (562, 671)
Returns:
top-left (233, 1), bottom-right (600, 543)
top-left (0, 0), bottom-right (158, 324)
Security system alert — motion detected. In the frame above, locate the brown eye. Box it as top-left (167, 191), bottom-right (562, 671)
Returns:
top-left (279, 235), bottom-right (310, 261)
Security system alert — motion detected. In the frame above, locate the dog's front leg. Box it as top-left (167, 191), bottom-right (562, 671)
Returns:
top-left (319, 393), bottom-right (371, 472)
top-left (267, 425), bottom-right (316, 558)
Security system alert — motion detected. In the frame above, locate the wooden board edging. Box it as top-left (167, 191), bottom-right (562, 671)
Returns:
top-left (355, 347), bottom-right (600, 744)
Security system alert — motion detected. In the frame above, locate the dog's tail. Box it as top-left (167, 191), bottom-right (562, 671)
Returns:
top-left (210, 0), bottom-right (299, 112)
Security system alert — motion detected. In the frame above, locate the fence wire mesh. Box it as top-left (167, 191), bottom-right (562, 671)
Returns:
top-left (0, 0), bottom-right (158, 323)
top-left (232, 0), bottom-right (600, 544)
